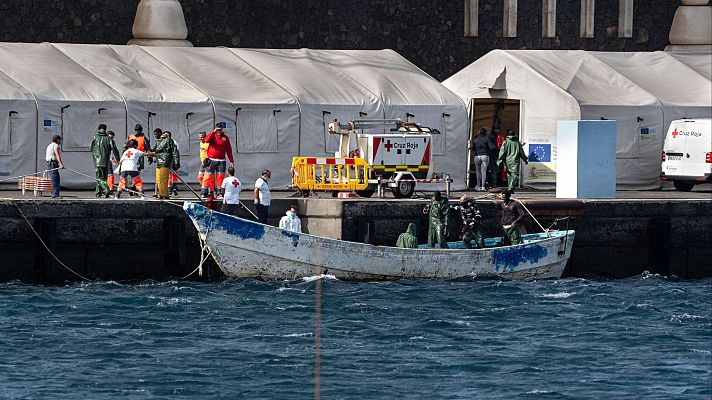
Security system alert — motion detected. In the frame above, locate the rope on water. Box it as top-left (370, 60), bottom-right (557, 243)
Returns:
top-left (14, 204), bottom-right (91, 282)
top-left (181, 209), bottom-right (215, 280)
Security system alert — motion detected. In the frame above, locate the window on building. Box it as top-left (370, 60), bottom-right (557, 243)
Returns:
top-left (580, 0), bottom-right (595, 38)
top-left (503, 0), bottom-right (518, 38)
top-left (542, 0), bottom-right (557, 38)
top-left (464, 0), bottom-right (479, 37)
top-left (619, 0), bottom-right (633, 38)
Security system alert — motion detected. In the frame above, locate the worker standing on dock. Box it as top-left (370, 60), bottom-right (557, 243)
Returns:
top-left (487, 128), bottom-right (500, 189)
top-left (106, 131), bottom-right (121, 197)
top-left (197, 131), bottom-right (210, 194)
top-left (115, 139), bottom-right (154, 199)
top-left (497, 190), bottom-right (526, 245)
top-left (124, 124), bottom-right (152, 196)
top-left (89, 124), bottom-right (114, 198)
top-left (254, 169), bottom-right (271, 224)
top-left (451, 195), bottom-right (485, 249)
top-left (152, 128), bottom-right (176, 200)
top-left (423, 190), bottom-right (450, 249)
top-left (496, 129), bottom-right (528, 191)
top-left (474, 127), bottom-right (494, 192)
top-left (45, 134), bottom-right (64, 199)
top-left (201, 123), bottom-right (234, 199)
top-left (165, 131), bottom-right (181, 197)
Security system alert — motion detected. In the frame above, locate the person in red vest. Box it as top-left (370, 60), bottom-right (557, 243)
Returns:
top-left (201, 123), bottom-right (234, 198)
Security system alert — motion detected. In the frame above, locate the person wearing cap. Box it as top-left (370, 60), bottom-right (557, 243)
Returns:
top-left (45, 134), bottom-right (64, 198)
top-left (451, 195), bottom-right (485, 249)
top-left (497, 190), bottom-right (526, 245)
top-left (90, 123), bottom-right (114, 197)
top-left (220, 166), bottom-right (242, 216)
top-left (279, 204), bottom-right (302, 233)
top-left (201, 123), bottom-right (234, 198)
top-left (422, 190), bottom-right (450, 248)
top-left (496, 128), bottom-right (528, 191)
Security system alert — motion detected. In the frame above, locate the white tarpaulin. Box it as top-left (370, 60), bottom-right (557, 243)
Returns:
top-left (443, 50), bottom-right (712, 190)
top-left (0, 42), bottom-right (126, 187)
top-left (142, 46), bottom-right (300, 188)
top-left (0, 71), bottom-right (36, 178)
top-left (52, 43), bottom-right (215, 184)
top-left (0, 43), bottom-right (468, 189)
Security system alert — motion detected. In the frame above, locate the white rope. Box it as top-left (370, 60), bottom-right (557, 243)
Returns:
top-left (516, 198), bottom-right (550, 237)
top-left (14, 204), bottom-right (91, 282)
top-left (0, 167), bottom-right (61, 183)
top-left (181, 208), bottom-right (215, 280)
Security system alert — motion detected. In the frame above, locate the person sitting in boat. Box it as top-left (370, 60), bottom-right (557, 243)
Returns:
top-left (396, 223), bottom-right (419, 249)
top-left (497, 190), bottom-right (526, 245)
top-left (451, 195), bottom-right (485, 249)
top-left (422, 191), bottom-right (450, 248)
top-left (279, 204), bottom-right (302, 233)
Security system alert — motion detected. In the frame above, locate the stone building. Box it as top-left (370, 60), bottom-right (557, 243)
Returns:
top-left (0, 1), bottom-right (685, 80)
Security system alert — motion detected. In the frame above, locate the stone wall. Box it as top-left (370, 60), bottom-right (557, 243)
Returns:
top-left (0, 0), bottom-right (678, 80)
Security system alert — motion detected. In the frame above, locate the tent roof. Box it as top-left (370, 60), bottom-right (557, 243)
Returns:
top-left (0, 43), bottom-right (122, 102)
top-left (590, 51), bottom-right (711, 107)
top-left (52, 43), bottom-right (211, 104)
top-left (443, 50), bottom-right (712, 109)
top-left (230, 48), bottom-right (384, 106)
top-left (315, 49), bottom-right (464, 107)
top-left (0, 70), bottom-right (34, 102)
top-left (142, 46), bottom-right (297, 105)
top-left (669, 52), bottom-right (712, 80)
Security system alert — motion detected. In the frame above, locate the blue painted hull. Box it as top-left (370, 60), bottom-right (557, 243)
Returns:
top-left (184, 202), bottom-right (575, 281)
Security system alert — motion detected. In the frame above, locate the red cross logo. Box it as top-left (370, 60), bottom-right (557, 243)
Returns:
top-left (672, 129), bottom-right (678, 138)
top-left (126, 151), bottom-right (133, 158)
top-left (384, 140), bottom-right (393, 152)
top-left (231, 180), bottom-right (239, 187)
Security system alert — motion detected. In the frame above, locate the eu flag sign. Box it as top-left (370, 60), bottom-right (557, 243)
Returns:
top-left (529, 144), bottom-right (551, 163)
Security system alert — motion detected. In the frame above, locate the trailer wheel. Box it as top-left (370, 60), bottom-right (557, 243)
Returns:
top-left (673, 181), bottom-right (695, 192)
top-left (392, 180), bottom-right (415, 198)
top-left (356, 188), bottom-right (375, 198)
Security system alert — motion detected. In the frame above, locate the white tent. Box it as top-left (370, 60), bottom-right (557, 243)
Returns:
top-left (315, 49), bottom-right (469, 181)
top-left (0, 42), bottom-right (126, 187)
top-left (443, 50), bottom-right (712, 190)
top-left (52, 43), bottom-right (215, 184)
top-left (0, 71), bottom-right (36, 179)
top-left (0, 44), bottom-right (468, 189)
top-left (143, 46), bottom-right (301, 189)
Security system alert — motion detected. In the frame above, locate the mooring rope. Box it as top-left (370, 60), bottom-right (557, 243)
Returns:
top-left (516, 198), bottom-right (550, 237)
top-left (14, 204), bottom-right (91, 282)
top-left (0, 167), bottom-right (61, 183)
top-left (180, 209), bottom-right (215, 280)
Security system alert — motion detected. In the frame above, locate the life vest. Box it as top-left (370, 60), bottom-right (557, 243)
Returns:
top-left (128, 134), bottom-right (147, 152)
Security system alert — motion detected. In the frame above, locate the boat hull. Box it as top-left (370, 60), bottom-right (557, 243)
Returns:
top-left (184, 202), bottom-right (575, 281)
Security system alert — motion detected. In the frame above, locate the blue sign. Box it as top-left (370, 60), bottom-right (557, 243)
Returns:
top-left (529, 144), bottom-right (551, 163)
top-left (640, 127), bottom-right (649, 135)
top-left (43, 119), bottom-right (52, 127)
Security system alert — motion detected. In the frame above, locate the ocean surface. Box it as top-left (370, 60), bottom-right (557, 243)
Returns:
top-left (1, 274), bottom-right (710, 399)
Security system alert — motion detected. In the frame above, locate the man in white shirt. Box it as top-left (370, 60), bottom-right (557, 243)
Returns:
top-left (253, 169), bottom-right (271, 224)
top-left (45, 135), bottom-right (64, 198)
top-left (115, 139), bottom-right (154, 199)
top-left (279, 204), bottom-right (302, 233)
top-left (220, 166), bottom-right (242, 216)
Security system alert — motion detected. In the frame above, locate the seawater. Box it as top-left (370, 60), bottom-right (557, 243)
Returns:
top-left (1, 274), bottom-right (710, 399)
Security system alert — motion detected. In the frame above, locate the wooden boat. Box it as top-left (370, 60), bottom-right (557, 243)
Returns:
top-left (183, 202), bottom-right (575, 281)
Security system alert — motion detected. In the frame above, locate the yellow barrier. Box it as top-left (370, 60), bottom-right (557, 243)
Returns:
top-left (291, 157), bottom-right (370, 192)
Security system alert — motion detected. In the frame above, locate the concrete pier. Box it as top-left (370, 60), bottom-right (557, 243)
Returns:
top-left (0, 188), bottom-right (710, 283)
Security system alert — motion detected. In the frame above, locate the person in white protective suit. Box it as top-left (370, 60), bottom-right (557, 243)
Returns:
top-left (279, 205), bottom-right (302, 233)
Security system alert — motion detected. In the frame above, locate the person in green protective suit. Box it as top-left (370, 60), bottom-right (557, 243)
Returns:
top-left (89, 124), bottom-right (114, 197)
top-left (396, 223), bottom-right (419, 249)
top-left (422, 191), bottom-right (450, 248)
top-left (496, 129), bottom-right (528, 191)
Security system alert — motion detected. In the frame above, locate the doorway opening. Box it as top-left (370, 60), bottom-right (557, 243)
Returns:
top-left (467, 99), bottom-right (521, 188)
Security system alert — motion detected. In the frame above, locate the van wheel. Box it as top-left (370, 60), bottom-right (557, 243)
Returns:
top-left (392, 180), bottom-right (415, 198)
top-left (356, 188), bottom-right (375, 198)
top-left (673, 181), bottom-right (695, 192)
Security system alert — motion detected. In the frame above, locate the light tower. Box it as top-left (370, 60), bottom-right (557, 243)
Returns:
top-left (666, 0), bottom-right (712, 52)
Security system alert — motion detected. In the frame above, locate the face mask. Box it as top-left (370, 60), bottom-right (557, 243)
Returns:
top-left (99, 129), bottom-right (106, 134)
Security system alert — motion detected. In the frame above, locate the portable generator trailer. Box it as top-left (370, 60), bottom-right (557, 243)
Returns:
top-left (328, 119), bottom-right (439, 198)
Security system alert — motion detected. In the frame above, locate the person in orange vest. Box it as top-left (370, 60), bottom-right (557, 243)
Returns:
top-left (201, 123), bottom-right (234, 199)
top-left (197, 131), bottom-right (209, 193)
top-left (124, 124), bottom-right (152, 196)
top-left (106, 131), bottom-right (121, 196)
top-left (115, 139), bottom-right (154, 199)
